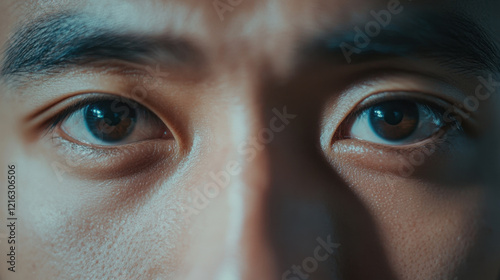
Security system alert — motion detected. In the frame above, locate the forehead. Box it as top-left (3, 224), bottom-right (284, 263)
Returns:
top-left (5, 0), bottom-right (482, 46)
top-left (1, 0), bottom-right (498, 78)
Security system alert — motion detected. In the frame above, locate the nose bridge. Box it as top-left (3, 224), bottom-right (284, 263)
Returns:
top-left (237, 104), bottom-right (297, 183)
top-left (220, 100), bottom-right (341, 279)
top-left (205, 70), bottom-right (349, 275)
top-left (203, 99), bottom-right (310, 278)
top-left (235, 106), bottom-right (348, 280)
top-left (219, 101), bottom-right (301, 279)
top-left (182, 92), bottom-right (294, 279)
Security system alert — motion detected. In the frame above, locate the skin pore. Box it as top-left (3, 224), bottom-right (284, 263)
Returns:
top-left (0, 0), bottom-right (499, 279)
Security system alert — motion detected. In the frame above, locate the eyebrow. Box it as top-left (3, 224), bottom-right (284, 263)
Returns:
top-left (2, 10), bottom-right (498, 85)
top-left (306, 11), bottom-right (500, 73)
top-left (1, 13), bottom-right (202, 82)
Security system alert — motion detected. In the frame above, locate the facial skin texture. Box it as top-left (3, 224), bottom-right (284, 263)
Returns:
top-left (0, 0), bottom-right (500, 279)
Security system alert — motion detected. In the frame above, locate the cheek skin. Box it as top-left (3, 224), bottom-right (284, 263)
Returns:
top-left (330, 145), bottom-right (486, 280)
top-left (12, 148), bottom-right (188, 279)
top-left (358, 175), bottom-right (481, 280)
top-left (18, 163), bottom-right (187, 279)
top-left (12, 104), bottom-right (236, 279)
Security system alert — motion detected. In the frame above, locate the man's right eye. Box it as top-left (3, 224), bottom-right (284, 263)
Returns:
top-left (57, 96), bottom-right (171, 147)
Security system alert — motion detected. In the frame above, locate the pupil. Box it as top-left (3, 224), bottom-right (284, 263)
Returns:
top-left (84, 100), bottom-right (137, 142)
top-left (369, 100), bottom-right (419, 141)
top-left (384, 110), bottom-right (403, 125)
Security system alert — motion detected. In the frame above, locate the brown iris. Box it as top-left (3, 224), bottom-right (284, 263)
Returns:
top-left (84, 100), bottom-right (137, 142)
top-left (369, 100), bottom-right (419, 141)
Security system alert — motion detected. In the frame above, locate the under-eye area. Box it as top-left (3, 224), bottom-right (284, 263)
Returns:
top-left (36, 93), bottom-right (179, 178)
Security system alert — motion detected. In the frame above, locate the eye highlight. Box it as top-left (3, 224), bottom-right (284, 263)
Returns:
top-left (55, 96), bottom-right (170, 147)
top-left (82, 100), bottom-right (138, 143)
top-left (337, 93), bottom-right (460, 146)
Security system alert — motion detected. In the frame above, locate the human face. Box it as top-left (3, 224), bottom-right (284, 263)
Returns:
top-left (0, 0), bottom-right (499, 279)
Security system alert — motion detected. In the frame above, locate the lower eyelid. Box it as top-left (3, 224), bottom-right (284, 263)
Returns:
top-left (47, 135), bottom-right (179, 180)
top-left (330, 128), bottom-right (462, 174)
top-left (50, 135), bottom-right (125, 158)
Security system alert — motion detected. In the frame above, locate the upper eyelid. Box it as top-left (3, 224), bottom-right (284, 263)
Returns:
top-left (358, 91), bottom-right (477, 127)
top-left (339, 91), bottom-right (452, 130)
top-left (353, 91), bottom-right (452, 113)
top-left (47, 94), bottom-right (152, 129)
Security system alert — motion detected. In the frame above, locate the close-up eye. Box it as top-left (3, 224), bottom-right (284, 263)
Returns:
top-left (55, 96), bottom-right (170, 147)
top-left (338, 93), bottom-right (460, 146)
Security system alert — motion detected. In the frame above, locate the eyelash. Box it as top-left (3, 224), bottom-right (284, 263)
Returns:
top-left (44, 95), bottom-right (166, 154)
top-left (334, 93), bottom-right (465, 144)
top-left (45, 91), bottom-right (467, 158)
top-left (47, 95), bottom-right (152, 131)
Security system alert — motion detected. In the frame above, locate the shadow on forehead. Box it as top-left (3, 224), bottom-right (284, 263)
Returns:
top-left (1, 0), bottom-right (499, 88)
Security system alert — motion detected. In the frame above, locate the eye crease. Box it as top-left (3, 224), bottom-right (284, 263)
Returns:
top-left (54, 95), bottom-right (171, 147)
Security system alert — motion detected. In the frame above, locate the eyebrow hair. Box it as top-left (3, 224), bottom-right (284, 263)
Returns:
top-left (2, 10), bottom-right (498, 86)
top-left (306, 11), bottom-right (500, 73)
top-left (1, 13), bottom-right (202, 81)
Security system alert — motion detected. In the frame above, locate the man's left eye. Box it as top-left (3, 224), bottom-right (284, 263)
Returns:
top-left (344, 98), bottom-right (451, 146)
top-left (59, 97), bottom-right (170, 146)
